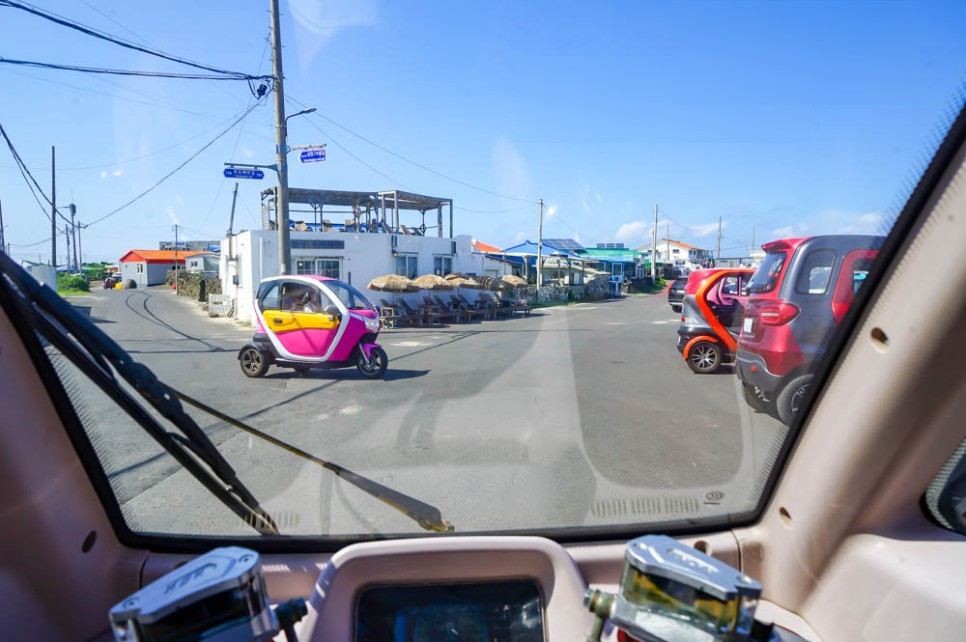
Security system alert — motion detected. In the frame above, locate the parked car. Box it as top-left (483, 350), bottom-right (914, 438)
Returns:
top-left (667, 276), bottom-right (689, 313)
top-left (675, 269), bottom-right (753, 373)
top-left (735, 234), bottom-right (884, 424)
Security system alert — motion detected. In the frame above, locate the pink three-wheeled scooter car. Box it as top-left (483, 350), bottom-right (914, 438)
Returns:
top-left (238, 275), bottom-right (388, 378)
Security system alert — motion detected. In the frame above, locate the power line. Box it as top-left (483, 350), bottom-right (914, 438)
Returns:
top-left (0, 0), bottom-right (272, 82)
top-left (0, 120), bottom-right (55, 223)
top-left (0, 57), bottom-right (267, 82)
top-left (9, 236), bottom-right (50, 248)
top-left (287, 95), bottom-right (538, 205)
top-left (86, 99), bottom-right (265, 226)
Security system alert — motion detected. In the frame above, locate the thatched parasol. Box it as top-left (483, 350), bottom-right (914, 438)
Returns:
top-left (476, 275), bottom-right (508, 291)
top-left (500, 275), bottom-right (528, 287)
top-left (444, 273), bottom-right (483, 290)
top-left (368, 274), bottom-right (418, 305)
top-left (413, 274), bottom-right (454, 291)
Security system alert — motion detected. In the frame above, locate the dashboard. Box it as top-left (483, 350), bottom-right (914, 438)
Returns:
top-left (276, 536), bottom-right (814, 642)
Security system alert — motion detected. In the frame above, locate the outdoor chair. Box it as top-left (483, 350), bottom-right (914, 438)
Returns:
top-left (500, 294), bottom-right (532, 317)
top-left (485, 292), bottom-right (513, 318)
top-left (452, 294), bottom-right (485, 322)
top-left (423, 296), bottom-right (458, 324)
top-left (432, 295), bottom-right (466, 323)
top-left (400, 299), bottom-right (439, 326)
top-left (378, 299), bottom-right (403, 328)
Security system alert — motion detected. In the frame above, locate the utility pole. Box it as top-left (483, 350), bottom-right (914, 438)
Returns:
top-left (716, 216), bottom-right (722, 265)
top-left (70, 204), bottom-right (78, 271)
top-left (536, 198), bottom-right (544, 292)
top-left (64, 223), bottom-right (71, 271)
top-left (751, 226), bottom-right (756, 253)
top-left (227, 182), bottom-right (239, 262)
top-left (270, 0), bottom-right (291, 275)
top-left (51, 146), bottom-right (56, 269)
top-left (172, 224), bottom-right (181, 294)
top-left (0, 198), bottom-right (5, 255)
top-left (652, 204), bottom-right (658, 279)
top-left (666, 225), bottom-right (670, 274)
top-left (77, 221), bottom-right (84, 269)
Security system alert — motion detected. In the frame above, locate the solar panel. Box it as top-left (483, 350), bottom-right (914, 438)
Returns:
top-left (543, 238), bottom-right (585, 252)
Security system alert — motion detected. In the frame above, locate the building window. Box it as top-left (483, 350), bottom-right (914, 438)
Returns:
top-left (295, 258), bottom-right (341, 279)
top-left (317, 259), bottom-right (340, 279)
top-left (396, 255), bottom-right (418, 278)
top-left (433, 256), bottom-right (452, 276)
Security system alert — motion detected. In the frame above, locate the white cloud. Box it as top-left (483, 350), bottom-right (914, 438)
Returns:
top-left (615, 221), bottom-right (649, 243)
top-left (492, 137), bottom-right (530, 201)
top-left (514, 231), bottom-right (528, 243)
top-left (546, 204), bottom-right (558, 218)
top-left (290, 0), bottom-right (377, 66)
top-left (773, 223), bottom-right (808, 238)
top-left (166, 208), bottom-right (180, 226)
top-left (689, 221), bottom-right (722, 238)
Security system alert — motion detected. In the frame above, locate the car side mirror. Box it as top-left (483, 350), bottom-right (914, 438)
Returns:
top-left (323, 304), bottom-right (341, 321)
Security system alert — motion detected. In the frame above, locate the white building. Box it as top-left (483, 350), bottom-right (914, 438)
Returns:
top-left (638, 238), bottom-right (713, 274)
top-left (222, 229), bottom-right (476, 324)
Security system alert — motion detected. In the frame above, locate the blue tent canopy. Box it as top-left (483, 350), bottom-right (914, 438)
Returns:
top-left (500, 240), bottom-right (583, 260)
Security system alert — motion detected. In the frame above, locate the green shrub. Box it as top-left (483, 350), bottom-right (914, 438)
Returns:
top-left (58, 274), bottom-right (90, 292)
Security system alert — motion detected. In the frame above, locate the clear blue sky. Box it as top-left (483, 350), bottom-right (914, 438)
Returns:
top-left (1, 0), bottom-right (964, 264)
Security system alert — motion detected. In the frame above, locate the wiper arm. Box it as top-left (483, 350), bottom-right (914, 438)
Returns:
top-left (175, 389), bottom-right (455, 533)
top-left (0, 254), bottom-right (278, 535)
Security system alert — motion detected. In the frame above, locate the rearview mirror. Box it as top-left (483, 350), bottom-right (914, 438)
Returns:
top-left (324, 304), bottom-right (341, 321)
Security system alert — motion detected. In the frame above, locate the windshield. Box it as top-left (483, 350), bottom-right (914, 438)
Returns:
top-left (747, 252), bottom-right (787, 294)
top-left (1, 1), bottom-right (963, 543)
top-left (326, 281), bottom-right (375, 311)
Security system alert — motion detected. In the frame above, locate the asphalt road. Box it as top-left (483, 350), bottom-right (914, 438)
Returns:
top-left (64, 286), bottom-right (786, 537)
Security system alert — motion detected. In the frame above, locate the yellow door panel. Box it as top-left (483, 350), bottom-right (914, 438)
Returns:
top-left (262, 310), bottom-right (339, 333)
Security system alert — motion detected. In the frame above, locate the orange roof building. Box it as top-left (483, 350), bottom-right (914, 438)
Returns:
top-left (118, 249), bottom-right (206, 288)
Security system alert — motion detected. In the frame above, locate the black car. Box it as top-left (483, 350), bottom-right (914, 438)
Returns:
top-left (667, 276), bottom-right (689, 313)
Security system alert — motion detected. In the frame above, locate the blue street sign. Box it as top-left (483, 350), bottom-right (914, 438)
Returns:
top-left (300, 148), bottom-right (326, 163)
top-left (224, 168), bottom-right (265, 180)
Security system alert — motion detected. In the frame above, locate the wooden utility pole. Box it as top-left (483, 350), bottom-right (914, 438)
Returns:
top-left (270, 0), bottom-right (291, 275)
top-left (536, 198), bottom-right (544, 291)
top-left (50, 146), bottom-right (56, 269)
top-left (173, 224), bottom-right (181, 293)
top-left (666, 225), bottom-right (670, 275)
top-left (70, 204), bottom-right (78, 271)
top-left (716, 216), bottom-right (722, 264)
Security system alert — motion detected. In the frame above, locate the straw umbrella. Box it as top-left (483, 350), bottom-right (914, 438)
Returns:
top-left (413, 274), bottom-right (454, 291)
top-left (367, 274), bottom-right (418, 305)
top-left (500, 275), bottom-right (527, 287)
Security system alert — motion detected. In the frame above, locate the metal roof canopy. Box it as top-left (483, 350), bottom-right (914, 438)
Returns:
top-left (260, 187), bottom-right (455, 238)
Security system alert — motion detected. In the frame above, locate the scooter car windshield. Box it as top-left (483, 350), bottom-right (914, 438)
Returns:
top-left (326, 281), bottom-right (376, 311)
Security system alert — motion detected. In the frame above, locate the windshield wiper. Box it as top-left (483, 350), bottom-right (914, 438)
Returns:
top-left (0, 253), bottom-right (453, 534)
top-left (173, 389), bottom-right (454, 533)
top-left (0, 253), bottom-right (279, 535)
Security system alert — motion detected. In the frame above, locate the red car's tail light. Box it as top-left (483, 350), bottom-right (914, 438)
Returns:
top-left (758, 301), bottom-right (800, 326)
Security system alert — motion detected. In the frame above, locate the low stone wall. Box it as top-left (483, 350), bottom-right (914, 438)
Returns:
top-left (166, 271), bottom-right (222, 301)
top-left (514, 275), bottom-right (612, 305)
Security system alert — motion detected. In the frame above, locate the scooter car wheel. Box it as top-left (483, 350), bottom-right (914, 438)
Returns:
top-left (357, 346), bottom-right (388, 379)
top-left (686, 340), bottom-right (722, 374)
top-left (239, 346), bottom-right (269, 378)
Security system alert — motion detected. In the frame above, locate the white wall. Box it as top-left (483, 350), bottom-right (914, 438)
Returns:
top-left (223, 230), bottom-right (476, 325)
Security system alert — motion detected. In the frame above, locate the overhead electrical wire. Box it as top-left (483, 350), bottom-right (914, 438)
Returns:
top-left (86, 99), bottom-right (266, 226)
top-left (0, 0), bottom-right (272, 83)
top-left (0, 120), bottom-right (58, 223)
top-left (287, 95), bottom-right (539, 205)
top-left (0, 57), bottom-right (266, 82)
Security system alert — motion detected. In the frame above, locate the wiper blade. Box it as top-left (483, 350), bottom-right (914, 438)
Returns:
top-left (0, 253), bottom-right (279, 535)
top-left (176, 389), bottom-right (455, 533)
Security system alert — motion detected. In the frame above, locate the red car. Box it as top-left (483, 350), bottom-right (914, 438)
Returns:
top-left (736, 235), bottom-right (884, 424)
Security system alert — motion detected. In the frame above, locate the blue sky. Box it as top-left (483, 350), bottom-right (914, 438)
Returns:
top-left (1, 0), bottom-right (964, 264)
